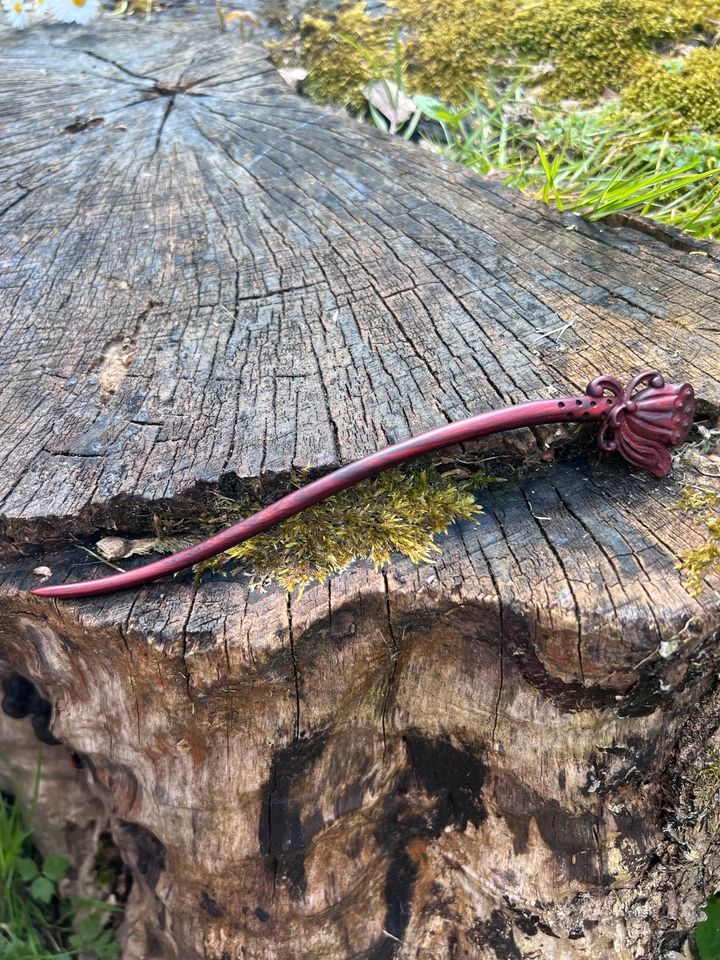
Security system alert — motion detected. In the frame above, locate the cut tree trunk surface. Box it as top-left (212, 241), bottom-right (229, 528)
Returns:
top-left (1, 13), bottom-right (719, 960)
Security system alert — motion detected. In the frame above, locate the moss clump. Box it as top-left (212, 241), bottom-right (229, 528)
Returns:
top-left (295, 0), bottom-right (720, 111)
top-left (668, 0), bottom-right (720, 35)
top-left (197, 466), bottom-right (488, 594)
top-left (301, 2), bottom-right (394, 110)
top-left (679, 517), bottom-right (720, 596)
top-left (676, 486), bottom-right (720, 595)
top-left (675, 487), bottom-right (720, 513)
top-left (511, 0), bottom-right (706, 101)
top-left (393, 0), bottom-right (515, 103)
top-left (626, 47), bottom-right (720, 132)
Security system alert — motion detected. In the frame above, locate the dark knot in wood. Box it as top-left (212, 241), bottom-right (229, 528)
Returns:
top-left (586, 371), bottom-right (695, 479)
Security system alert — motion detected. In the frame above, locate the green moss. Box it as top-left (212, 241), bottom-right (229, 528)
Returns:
top-left (669, 0), bottom-right (720, 35)
top-left (295, 0), bottom-right (720, 113)
top-left (511, 0), bottom-right (711, 101)
top-left (301, 2), bottom-right (395, 111)
top-left (675, 487), bottom-right (720, 513)
top-left (679, 518), bottom-right (720, 596)
top-left (517, 0), bottom-right (720, 101)
top-left (676, 487), bottom-right (720, 595)
top-left (626, 47), bottom-right (720, 132)
top-left (393, 0), bottom-right (515, 103)
top-left (196, 466), bottom-right (490, 594)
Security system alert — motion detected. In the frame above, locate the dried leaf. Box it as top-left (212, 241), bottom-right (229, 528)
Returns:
top-left (362, 80), bottom-right (416, 133)
top-left (278, 67), bottom-right (308, 91)
top-left (96, 536), bottom-right (156, 560)
top-left (223, 9), bottom-right (258, 31)
top-left (96, 534), bottom-right (203, 561)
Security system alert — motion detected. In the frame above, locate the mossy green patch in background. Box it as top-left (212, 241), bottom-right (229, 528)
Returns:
top-left (511, 0), bottom-right (666, 101)
top-left (393, 0), bottom-right (514, 104)
top-left (511, 0), bottom-right (720, 100)
top-left (295, 0), bottom-right (720, 112)
top-left (196, 466), bottom-right (491, 594)
top-left (301, 2), bottom-right (394, 110)
top-left (627, 47), bottom-right (720, 133)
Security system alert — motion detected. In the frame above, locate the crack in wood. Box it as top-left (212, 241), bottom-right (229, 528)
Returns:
top-left (286, 594), bottom-right (300, 742)
top-left (380, 570), bottom-right (400, 756)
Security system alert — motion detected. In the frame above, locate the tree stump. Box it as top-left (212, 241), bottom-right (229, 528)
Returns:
top-left (1, 15), bottom-right (720, 960)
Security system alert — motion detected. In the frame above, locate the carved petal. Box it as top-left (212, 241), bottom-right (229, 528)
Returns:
top-left (617, 418), bottom-right (673, 479)
top-left (587, 372), bottom-right (695, 478)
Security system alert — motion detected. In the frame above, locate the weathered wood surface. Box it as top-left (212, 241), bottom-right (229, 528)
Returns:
top-left (1, 13), bottom-right (720, 960)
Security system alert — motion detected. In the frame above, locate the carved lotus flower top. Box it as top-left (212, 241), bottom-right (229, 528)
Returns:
top-left (586, 371), bottom-right (695, 478)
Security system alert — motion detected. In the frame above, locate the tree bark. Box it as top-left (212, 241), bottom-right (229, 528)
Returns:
top-left (1, 13), bottom-right (720, 960)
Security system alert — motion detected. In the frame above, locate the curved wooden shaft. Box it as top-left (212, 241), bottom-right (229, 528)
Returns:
top-left (31, 372), bottom-right (694, 599)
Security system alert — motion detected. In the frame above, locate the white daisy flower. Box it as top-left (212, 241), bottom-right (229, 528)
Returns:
top-left (33, 0), bottom-right (48, 17)
top-left (47, 0), bottom-right (99, 24)
top-left (2, 0), bottom-right (33, 29)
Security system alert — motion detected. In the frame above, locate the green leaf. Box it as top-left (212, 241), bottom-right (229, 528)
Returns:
top-left (413, 94), bottom-right (470, 127)
top-left (90, 930), bottom-right (121, 959)
top-left (29, 874), bottom-right (55, 903)
top-left (1, 941), bottom-right (32, 960)
top-left (402, 108), bottom-right (423, 141)
top-left (696, 896), bottom-right (720, 959)
top-left (368, 103), bottom-right (388, 132)
top-left (15, 856), bottom-right (39, 881)
top-left (42, 853), bottom-right (70, 881)
top-left (77, 911), bottom-right (104, 938)
top-left (538, 145), bottom-right (565, 210)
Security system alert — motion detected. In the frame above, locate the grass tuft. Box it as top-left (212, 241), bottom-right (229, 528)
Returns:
top-left (0, 760), bottom-right (120, 959)
top-left (420, 91), bottom-right (720, 238)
